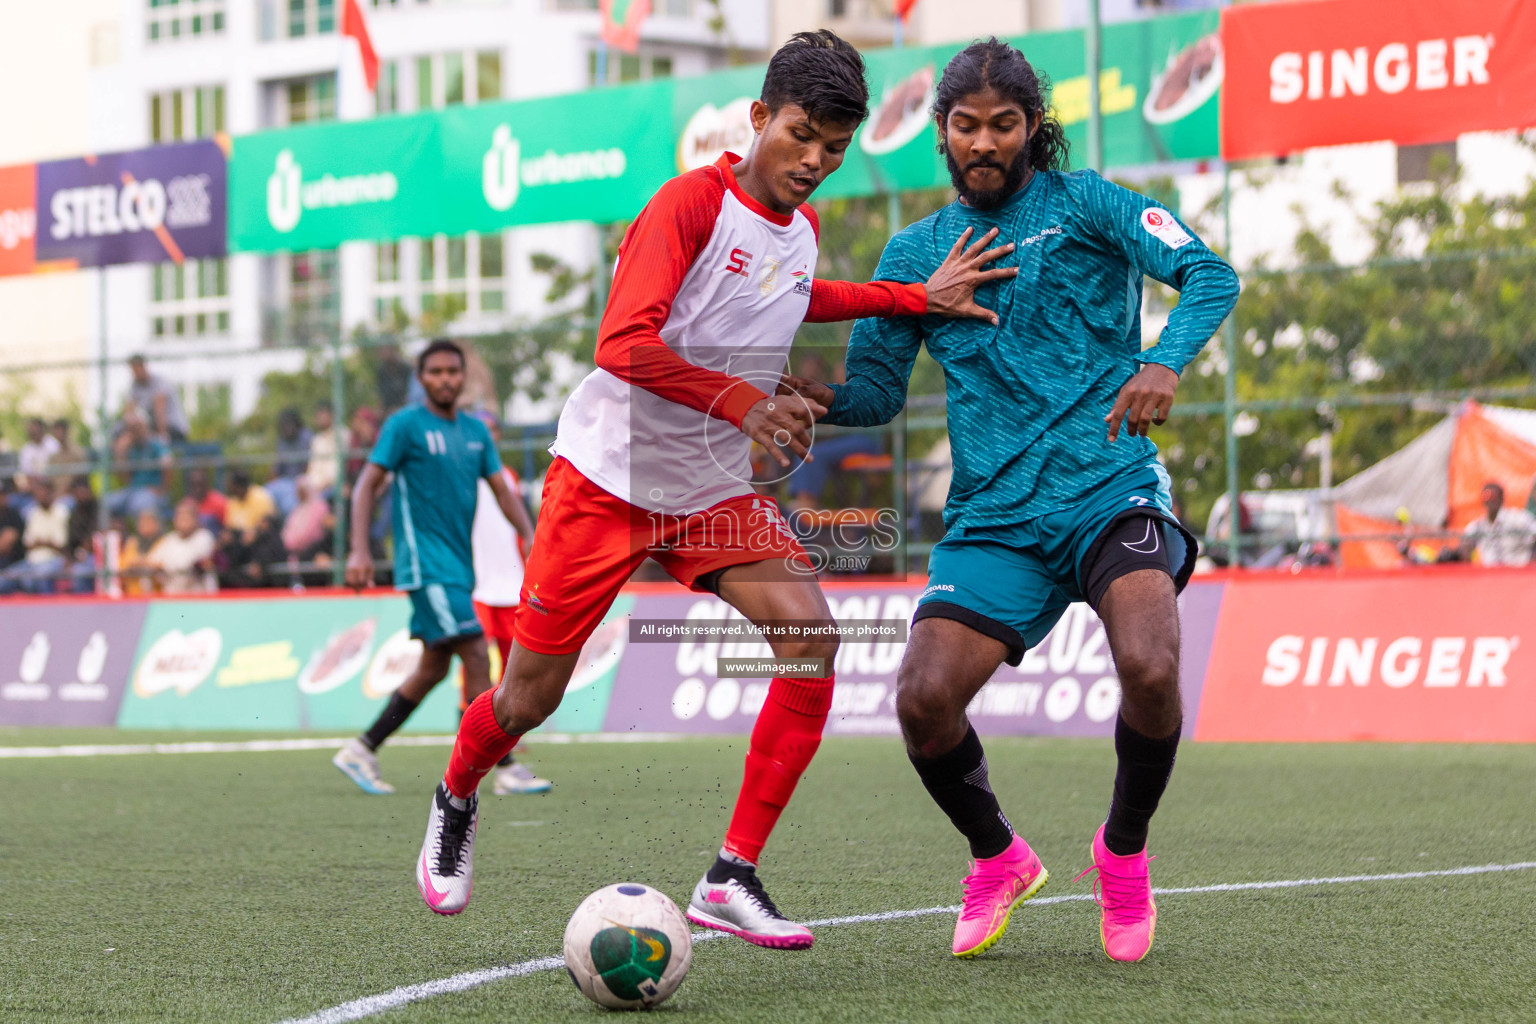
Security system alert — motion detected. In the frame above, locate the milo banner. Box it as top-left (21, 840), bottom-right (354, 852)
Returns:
top-left (35, 139), bottom-right (227, 269)
top-left (674, 11), bottom-right (1223, 201)
top-left (0, 602), bottom-right (148, 727)
top-left (602, 583), bottom-right (1222, 738)
top-left (117, 594), bottom-right (465, 732)
top-left (114, 592), bottom-right (624, 733)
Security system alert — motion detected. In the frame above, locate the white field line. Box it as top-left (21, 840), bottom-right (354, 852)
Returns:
top-left (275, 860), bottom-right (1536, 1024)
top-left (0, 733), bottom-right (682, 759)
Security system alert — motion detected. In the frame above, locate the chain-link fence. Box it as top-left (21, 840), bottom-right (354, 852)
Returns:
top-left (3, 162), bottom-right (1534, 597)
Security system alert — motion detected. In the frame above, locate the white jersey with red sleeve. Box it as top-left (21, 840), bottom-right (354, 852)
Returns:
top-left (550, 152), bottom-right (925, 516)
top-left (471, 466), bottom-right (525, 607)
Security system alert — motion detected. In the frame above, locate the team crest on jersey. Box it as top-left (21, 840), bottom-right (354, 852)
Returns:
top-left (758, 257), bottom-right (783, 296)
top-left (1141, 208), bottom-right (1192, 250)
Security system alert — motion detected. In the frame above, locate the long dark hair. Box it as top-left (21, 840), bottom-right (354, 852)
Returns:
top-left (933, 38), bottom-right (1069, 172)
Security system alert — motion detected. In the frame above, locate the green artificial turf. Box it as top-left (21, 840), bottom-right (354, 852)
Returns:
top-left (1, 731), bottom-right (1533, 1023)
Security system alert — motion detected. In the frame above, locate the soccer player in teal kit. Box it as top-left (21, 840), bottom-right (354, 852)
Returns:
top-left (784, 39), bottom-right (1239, 962)
top-left (333, 339), bottom-right (548, 797)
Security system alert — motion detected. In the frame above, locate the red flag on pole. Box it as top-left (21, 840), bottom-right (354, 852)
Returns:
top-left (342, 0), bottom-right (379, 92)
top-left (893, 0), bottom-right (919, 21)
top-left (599, 0), bottom-right (651, 54)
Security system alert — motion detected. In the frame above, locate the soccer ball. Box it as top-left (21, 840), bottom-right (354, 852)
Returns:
top-left (563, 883), bottom-right (693, 1010)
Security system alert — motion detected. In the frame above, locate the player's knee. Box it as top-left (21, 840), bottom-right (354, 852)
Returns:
top-left (1114, 642), bottom-right (1179, 698)
top-left (772, 626), bottom-right (838, 666)
top-left (895, 665), bottom-right (960, 735)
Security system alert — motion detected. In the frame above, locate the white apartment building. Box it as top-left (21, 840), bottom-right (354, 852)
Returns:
top-left (3, 0), bottom-right (769, 426)
top-left (3, 0), bottom-right (1531, 435)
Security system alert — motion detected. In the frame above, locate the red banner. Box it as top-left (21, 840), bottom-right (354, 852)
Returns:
top-left (1194, 568), bottom-right (1536, 742)
top-left (0, 163), bottom-right (36, 277)
top-left (1220, 0), bottom-right (1536, 159)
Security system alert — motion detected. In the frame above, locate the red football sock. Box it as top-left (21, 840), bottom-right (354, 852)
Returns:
top-left (723, 675), bottom-right (834, 864)
top-left (444, 689), bottom-right (521, 799)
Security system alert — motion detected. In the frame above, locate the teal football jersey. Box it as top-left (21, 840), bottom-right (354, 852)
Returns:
top-left (824, 169), bottom-right (1239, 531)
top-left (369, 405), bottom-right (501, 591)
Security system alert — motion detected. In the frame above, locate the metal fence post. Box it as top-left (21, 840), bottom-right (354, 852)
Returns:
top-left (1222, 164), bottom-right (1241, 567)
top-left (330, 331), bottom-right (347, 586)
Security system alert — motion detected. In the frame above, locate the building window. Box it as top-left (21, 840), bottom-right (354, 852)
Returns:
top-left (588, 50), bottom-right (675, 86)
top-left (660, 0), bottom-right (690, 17)
top-left (147, 0), bottom-right (227, 43)
top-left (288, 249), bottom-right (340, 345)
top-left (287, 74), bottom-right (337, 124)
top-left (150, 259), bottom-right (230, 339)
top-left (476, 51), bottom-right (502, 103)
top-left (411, 51), bottom-right (501, 110)
top-left (373, 233), bottom-right (509, 324)
top-left (149, 85), bottom-right (225, 143)
top-left (285, 0), bottom-right (336, 37)
top-left (375, 60), bottom-right (399, 114)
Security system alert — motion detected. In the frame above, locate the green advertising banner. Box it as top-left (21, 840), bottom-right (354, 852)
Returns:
top-left (229, 11), bottom-right (1220, 253)
top-left (672, 11), bottom-right (1221, 200)
top-left (229, 112), bottom-right (447, 254)
top-left (118, 595), bottom-right (465, 731)
top-left (438, 85), bottom-right (677, 236)
top-left (115, 593), bottom-right (626, 734)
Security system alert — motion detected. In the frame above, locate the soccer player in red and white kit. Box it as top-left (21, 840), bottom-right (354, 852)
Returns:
top-left (416, 31), bottom-right (1017, 945)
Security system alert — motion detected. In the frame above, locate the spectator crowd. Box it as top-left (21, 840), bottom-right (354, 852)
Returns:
top-left (1, 350), bottom-right (1534, 598)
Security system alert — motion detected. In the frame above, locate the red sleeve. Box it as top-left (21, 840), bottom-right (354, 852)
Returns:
top-left (805, 279), bottom-right (927, 323)
top-left (594, 168), bottom-right (767, 429)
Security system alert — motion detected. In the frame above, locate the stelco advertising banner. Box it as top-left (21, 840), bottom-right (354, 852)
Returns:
top-left (1220, 0), bottom-right (1536, 159)
top-left (34, 139), bottom-right (227, 269)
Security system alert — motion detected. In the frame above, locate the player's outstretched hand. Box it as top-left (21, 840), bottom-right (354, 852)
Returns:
top-left (923, 226), bottom-right (1017, 325)
top-left (344, 549), bottom-right (374, 591)
top-left (741, 393), bottom-right (826, 468)
top-left (1106, 363), bottom-right (1180, 442)
top-left (776, 373), bottom-right (836, 415)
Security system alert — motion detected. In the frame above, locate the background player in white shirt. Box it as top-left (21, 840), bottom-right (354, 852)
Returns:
top-left (468, 410), bottom-right (550, 795)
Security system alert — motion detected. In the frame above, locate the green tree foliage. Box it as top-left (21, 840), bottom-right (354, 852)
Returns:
top-left (1162, 167), bottom-right (1536, 529)
top-left (798, 170), bottom-right (1536, 533)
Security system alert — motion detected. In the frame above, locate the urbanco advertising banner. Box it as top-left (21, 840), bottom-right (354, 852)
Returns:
top-left (601, 582), bottom-right (1223, 738)
top-left (438, 82), bottom-right (678, 234)
top-left (0, 162), bottom-right (37, 277)
top-left (1194, 570), bottom-right (1536, 742)
top-left (227, 10), bottom-right (1220, 255)
top-left (0, 603), bottom-right (148, 726)
top-left (228, 113), bottom-right (444, 254)
top-left (35, 140), bottom-right (226, 268)
top-left (117, 594), bottom-right (467, 731)
top-left (673, 10), bottom-right (1223, 203)
top-left (1220, 0), bottom-right (1536, 159)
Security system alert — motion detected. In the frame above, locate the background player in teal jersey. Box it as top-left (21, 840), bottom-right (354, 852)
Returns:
top-left (331, 340), bottom-right (549, 796)
top-left (783, 39), bottom-right (1239, 963)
